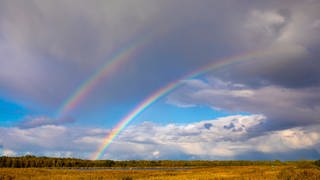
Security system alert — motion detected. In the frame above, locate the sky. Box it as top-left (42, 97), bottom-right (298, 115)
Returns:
top-left (0, 0), bottom-right (320, 160)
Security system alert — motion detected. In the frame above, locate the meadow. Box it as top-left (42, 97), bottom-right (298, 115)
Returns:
top-left (1, 165), bottom-right (320, 180)
top-left (0, 157), bottom-right (320, 179)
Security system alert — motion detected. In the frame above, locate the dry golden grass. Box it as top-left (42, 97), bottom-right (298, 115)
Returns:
top-left (0, 165), bottom-right (319, 180)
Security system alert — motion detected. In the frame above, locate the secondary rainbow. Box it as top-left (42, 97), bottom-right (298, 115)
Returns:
top-left (57, 31), bottom-right (154, 117)
top-left (92, 47), bottom-right (277, 160)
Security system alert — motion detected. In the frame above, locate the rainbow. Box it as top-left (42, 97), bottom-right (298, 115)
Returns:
top-left (91, 47), bottom-right (277, 160)
top-left (57, 31), bottom-right (155, 117)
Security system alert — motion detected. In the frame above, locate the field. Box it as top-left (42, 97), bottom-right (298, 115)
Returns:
top-left (1, 165), bottom-right (320, 180)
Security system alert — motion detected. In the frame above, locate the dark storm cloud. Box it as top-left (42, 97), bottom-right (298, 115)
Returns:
top-left (210, 47), bottom-right (320, 89)
top-left (0, 0), bottom-right (166, 108)
top-left (1, 0), bottom-right (301, 110)
top-left (1, 0), bottom-right (318, 98)
top-left (208, 1), bottom-right (320, 89)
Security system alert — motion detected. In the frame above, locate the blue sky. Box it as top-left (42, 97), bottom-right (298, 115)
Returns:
top-left (0, 0), bottom-right (320, 160)
top-left (0, 99), bottom-right (28, 126)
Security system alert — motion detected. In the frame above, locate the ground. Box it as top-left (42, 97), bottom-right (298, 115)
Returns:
top-left (0, 165), bottom-right (320, 180)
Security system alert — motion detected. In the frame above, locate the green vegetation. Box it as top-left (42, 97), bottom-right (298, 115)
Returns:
top-left (0, 156), bottom-right (319, 179)
top-left (0, 156), bottom-right (298, 168)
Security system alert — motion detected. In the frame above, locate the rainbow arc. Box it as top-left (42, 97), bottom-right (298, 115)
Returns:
top-left (91, 48), bottom-right (275, 160)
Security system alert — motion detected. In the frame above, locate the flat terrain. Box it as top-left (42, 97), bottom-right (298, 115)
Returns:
top-left (1, 165), bottom-right (320, 180)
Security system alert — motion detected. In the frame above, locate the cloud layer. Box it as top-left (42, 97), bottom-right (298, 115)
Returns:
top-left (1, 0), bottom-right (318, 110)
top-left (1, 115), bottom-right (319, 160)
top-left (167, 78), bottom-right (320, 131)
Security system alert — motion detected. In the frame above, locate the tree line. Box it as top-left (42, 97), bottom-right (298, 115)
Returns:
top-left (0, 155), bottom-right (319, 168)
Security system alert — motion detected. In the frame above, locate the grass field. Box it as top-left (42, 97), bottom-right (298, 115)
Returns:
top-left (0, 164), bottom-right (320, 180)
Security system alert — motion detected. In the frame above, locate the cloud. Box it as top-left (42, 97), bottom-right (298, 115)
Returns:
top-left (0, 0), bottom-right (167, 108)
top-left (18, 116), bottom-right (76, 128)
top-left (1, 149), bottom-right (16, 157)
top-left (0, 125), bottom-right (107, 157)
top-left (2, 115), bottom-right (319, 160)
top-left (0, 0), bottom-right (319, 160)
top-left (167, 78), bottom-right (320, 131)
top-left (0, 0), bottom-right (319, 116)
top-left (243, 9), bottom-right (289, 47)
top-left (95, 116), bottom-right (320, 160)
top-left (212, 1), bottom-right (320, 89)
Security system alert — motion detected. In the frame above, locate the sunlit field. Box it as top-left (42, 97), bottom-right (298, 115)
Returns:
top-left (1, 164), bottom-right (320, 180)
top-left (1, 157), bottom-right (320, 179)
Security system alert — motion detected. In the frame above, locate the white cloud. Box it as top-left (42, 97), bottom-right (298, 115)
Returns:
top-left (0, 114), bottom-right (319, 159)
top-left (152, 150), bottom-right (160, 158)
top-left (1, 149), bottom-right (16, 157)
top-left (251, 127), bottom-right (320, 153)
